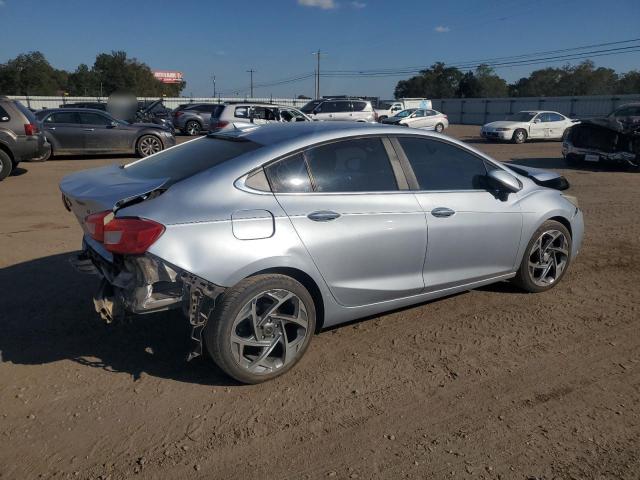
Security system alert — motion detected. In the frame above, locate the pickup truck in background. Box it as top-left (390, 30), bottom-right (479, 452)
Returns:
top-left (375, 98), bottom-right (432, 121)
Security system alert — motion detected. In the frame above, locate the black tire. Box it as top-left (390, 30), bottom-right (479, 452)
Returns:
top-left (204, 274), bottom-right (316, 384)
top-left (512, 128), bottom-right (527, 144)
top-left (0, 150), bottom-right (13, 181)
top-left (435, 123), bottom-right (445, 133)
top-left (561, 128), bottom-right (569, 142)
top-left (136, 135), bottom-right (163, 157)
top-left (512, 220), bottom-right (572, 293)
top-left (185, 120), bottom-right (202, 136)
top-left (378, 116), bottom-right (388, 122)
top-left (29, 147), bottom-right (51, 162)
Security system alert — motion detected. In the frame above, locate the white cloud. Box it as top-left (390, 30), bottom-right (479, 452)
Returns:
top-left (298, 0), bottom-right (338, 9)
top-left (350, 1), bottom-right (366, 8)
top-left (434, 25), bottom-right (450, 33)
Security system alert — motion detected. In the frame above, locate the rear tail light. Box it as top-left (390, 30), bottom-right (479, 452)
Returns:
top-left (210, 120), bottom-right (229, 130)
top-left (103, 217), bottom-right (165, 255)
top-left (174, 111), bottom-right (184, 118)
top-left (85, 210), bottom-right (113, 242)
top-left (24, 123), bottom-right (39, 135)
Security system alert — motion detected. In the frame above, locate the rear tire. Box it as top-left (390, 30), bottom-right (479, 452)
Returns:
top-left (0, 150), bottom-right (13, 180)
top-left (435, 123), bottom-right (445, 133)
top-left (512, 129), bottom-right (527, 144)
top-left (204, 274), bottom-right (316, 384)
top-left (185, 120), bottom-right (202, 136)
top-left (512, 220), bottom-right (572, 293)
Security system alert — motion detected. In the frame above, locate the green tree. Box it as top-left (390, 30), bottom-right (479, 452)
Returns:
top-left (458, 65), bottom-right (508, 98)
top-left (67, 63), bottom-right (98, 96)
top-left (617, 70), bottom-right (640, 94)
top-left (0, 51), bottom-right (67, 95)
top-left (394, 62), bottom-right (463, 99)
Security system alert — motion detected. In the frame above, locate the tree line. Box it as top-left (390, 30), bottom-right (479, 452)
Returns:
top-left (394, 61), bottom-right (640, 99)
top-left (0, 51), bottom-right (185, 97)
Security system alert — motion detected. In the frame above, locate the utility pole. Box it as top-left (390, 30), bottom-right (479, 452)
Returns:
top-left (246, 69), bottom-right (255, 98)
top-left (312, 50), bottom-right (326, 99)
top-left (211, 74), bottom-right (216, 97)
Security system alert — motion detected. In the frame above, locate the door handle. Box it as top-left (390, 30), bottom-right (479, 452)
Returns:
top-left (46, 127), bottom-right (56, 131)
top-left (83, 128), bottom-right (95, 132)
top-left (431, 207), bottom-right (455, 218)
top-left (308, 211), bottom-right (341, 222)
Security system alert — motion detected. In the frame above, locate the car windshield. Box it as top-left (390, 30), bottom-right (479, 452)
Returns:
top-left (509, 112), bottom-right (537, 122)
top-left (395, 109), bottom-right (416, 118)
top-left (124, 136), bottom-right (262, 183)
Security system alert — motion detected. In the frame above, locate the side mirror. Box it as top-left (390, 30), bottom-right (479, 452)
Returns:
top-left (487, 169), bottom-right (522, 193)
top-left (109, 121), bottom-right (118, 128)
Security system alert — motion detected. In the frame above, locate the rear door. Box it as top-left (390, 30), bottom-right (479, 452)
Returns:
top-left (266, 136), bottom-right (427, 307)
top-left (392, 135), bottom-right (523, 290)
top-left (42, 111), bottom-right (84, 153)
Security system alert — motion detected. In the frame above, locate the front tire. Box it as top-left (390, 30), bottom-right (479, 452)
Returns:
top-left (435, 123), bottom-right (445, 133)
top-left (136, 135), bottom-right (163, 157)
top-left (204, 274), bottom-right (316, 384)
top-left (0, 150), bottom-right (13, 180)
top-left (513, 220), bottom-right (572, 293)
top-left (512, 129), bottom-right (527, 144)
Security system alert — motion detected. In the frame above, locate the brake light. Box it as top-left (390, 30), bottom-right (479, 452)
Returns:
top-left (174, 111), bottom-right (184, 118)
top-left (85, 210), bottom-right (113, 242)
top-left (210, 120), bottom-right (229, 130)
top-left (103, 217), bottom-right (165, 255)
top-left (24, 123), bottom-right (38, 135)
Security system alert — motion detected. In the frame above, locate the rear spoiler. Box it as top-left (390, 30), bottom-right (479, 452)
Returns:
top-left (506, 164), bottom-right (570, 191)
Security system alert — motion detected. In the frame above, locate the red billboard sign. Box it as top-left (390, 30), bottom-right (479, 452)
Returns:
top-left (152, 70), bottom-right (184, 84)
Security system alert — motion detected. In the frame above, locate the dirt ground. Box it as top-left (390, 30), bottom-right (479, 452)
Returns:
top-left (1, 125), bottom-right (638, 480)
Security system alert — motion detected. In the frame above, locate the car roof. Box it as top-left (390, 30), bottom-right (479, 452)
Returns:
top-left (38, 107), bottom-right (109, 114)
top-left (212, 121), bottom-right (431, 148)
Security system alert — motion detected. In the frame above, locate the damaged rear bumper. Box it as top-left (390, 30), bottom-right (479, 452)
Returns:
top-left (563, 142), bottom-right (638, 167)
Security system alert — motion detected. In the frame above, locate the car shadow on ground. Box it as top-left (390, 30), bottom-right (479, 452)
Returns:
top-left (0, 252), bottom-right (240, 386)
top-left (9, 167), bottom-right (28, 176)
top-left (505, 157), bottom-right (638, 172)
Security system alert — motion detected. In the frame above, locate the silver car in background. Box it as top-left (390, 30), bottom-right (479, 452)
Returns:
top-left (60, 123), bottom-right (584, 384)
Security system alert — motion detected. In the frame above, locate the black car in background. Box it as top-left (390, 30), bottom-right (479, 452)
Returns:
top-left (0, 96), bottom-right (50, 180)
top-left (35, 108), bottom-right (175, 159)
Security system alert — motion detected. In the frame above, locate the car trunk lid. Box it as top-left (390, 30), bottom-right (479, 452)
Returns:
top-left (60, 164), bottom-right (169, 233)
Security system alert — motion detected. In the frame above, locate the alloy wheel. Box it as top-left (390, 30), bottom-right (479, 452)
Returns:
top-left (186, 121), bottom-right (201, 135)
top-left (139, 136), bottom-right (162, 157)
top-left (229, 289), bottom-right (310, 374)
top-left (527, 229), bottom-right (569, 287)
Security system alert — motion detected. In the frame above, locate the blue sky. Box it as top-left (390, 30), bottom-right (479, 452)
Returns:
top-left (1, 0), bottom-right (639, 99)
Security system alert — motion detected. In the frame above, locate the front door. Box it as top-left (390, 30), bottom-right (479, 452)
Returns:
top-left (78, 111), bottom-right (128, 153)
top-left (392, 136), bottom-right (523, 290)
top-left (266, 136), bottom-right (427, 307)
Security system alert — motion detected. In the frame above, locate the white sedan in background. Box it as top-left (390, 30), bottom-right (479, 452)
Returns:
top-left (481, 111), bottom-right (578, 144)
top-left (382, 108), bottom-right (449, 132)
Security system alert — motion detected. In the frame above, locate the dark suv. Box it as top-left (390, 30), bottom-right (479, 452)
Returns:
top-left (172, 103), bottom-right (225, 135)
top-left (0, 97), bottom-right (50, 180)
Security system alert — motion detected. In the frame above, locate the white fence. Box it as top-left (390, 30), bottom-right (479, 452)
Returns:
top-left (430, 94), bottom-right (640, 125)
top-left (7, 95), bottom-right (309, 111)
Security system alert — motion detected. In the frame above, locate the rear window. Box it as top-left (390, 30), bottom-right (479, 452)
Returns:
top-left (125, 136), bottom-right (262, 182)
top-left (13, 101), bottom-right (37, 123)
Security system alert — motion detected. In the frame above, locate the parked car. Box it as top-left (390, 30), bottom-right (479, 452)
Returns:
top-left (382, 108), bottom-right (449, 132)
top-left (299, 99), bottom-right (324, 115)
top-left (135, 99), bottom-right (174, 131)
top-left (60, 122), bottom-right (583, 384)
top-left (35, 108), bottom-right (175, 159)
top-left (305, 99), bottom-right (377, 123)
top-left (208, 103), bottom-right (311, 133)
top-left (375, 98), bottom-right (432, 121)
top-left (481, 111), bottom-right (578, 144)
top-left (173, 103), bottom-right (225, 135)
top-left (0, 97), bottom-right (50, 180)
top-left (562, 104), bottom-right (640, 168)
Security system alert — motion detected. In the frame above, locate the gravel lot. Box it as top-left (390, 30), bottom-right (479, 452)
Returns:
top-left (1, 125), bottom-right (638, 479)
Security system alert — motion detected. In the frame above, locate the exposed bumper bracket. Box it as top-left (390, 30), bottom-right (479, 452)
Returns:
top-left (181, 273), bottom-right (225, 362)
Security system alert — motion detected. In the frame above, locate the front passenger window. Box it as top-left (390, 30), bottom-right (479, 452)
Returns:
top-left (398, 137), bottom-right (488, 191)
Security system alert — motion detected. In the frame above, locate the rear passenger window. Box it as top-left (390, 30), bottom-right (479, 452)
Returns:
top-left (47, 112), bottom-right (79, 124)
top-left (306, 138), bottom-right (397, 192)
top-left (398, 137), bottom-right (487, 191)
top-left (0, 106), bottom-right (10, 122)
top-left (351, 102), bottom-right (367, 112)
top-left (235, 107), bottom-right (249, 118)
top-left (265, 153), bottom-right (312, 193)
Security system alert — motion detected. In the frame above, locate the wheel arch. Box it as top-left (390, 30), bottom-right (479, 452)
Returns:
top-left (249, 266), bottom-right (325, 332)
top-left (547, 215), bottom-right (572, 238)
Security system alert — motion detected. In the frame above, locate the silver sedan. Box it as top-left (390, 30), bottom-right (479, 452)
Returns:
top-left (60, 122), bottom-right (584, 384)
